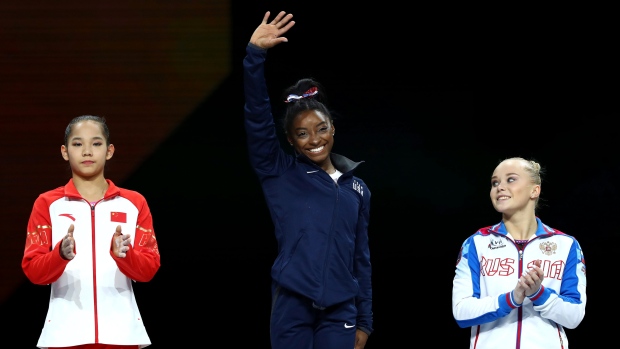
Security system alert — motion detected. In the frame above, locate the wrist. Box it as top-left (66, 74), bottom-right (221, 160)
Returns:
top-left (510, 290), bottom-right (524, 306)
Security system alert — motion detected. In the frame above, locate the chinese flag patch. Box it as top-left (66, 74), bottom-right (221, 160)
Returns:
top-left (111, 212), bottom-right (127, 223)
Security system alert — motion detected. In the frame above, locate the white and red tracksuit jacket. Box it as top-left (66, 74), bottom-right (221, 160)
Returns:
top-left (452, 217), bottom-right (586, 349)
top-left (22, 179), bottom-right (160, 349)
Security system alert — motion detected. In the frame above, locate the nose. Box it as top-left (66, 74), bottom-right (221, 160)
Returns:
top-left (309, 132), bottom-right (321, 145)
top-left (82, 147), bottom-right (92, 157)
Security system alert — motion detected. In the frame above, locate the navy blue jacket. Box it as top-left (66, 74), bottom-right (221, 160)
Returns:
top-left (243, 43), bottom-right (373, 334)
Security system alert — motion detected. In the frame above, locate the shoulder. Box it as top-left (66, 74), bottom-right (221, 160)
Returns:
top-left (549, 228), bottom-right (582, 246)
top-left (35, 186), bottom-right (65, 202)
top-left (41, 185), bottom-right (65, 195)
top-left (540, 221), bottom-right (579, 241)
top-left (461, 226), bottom-right (497, 244)
top-left (349, 176), bottom-right (371, 197)
top-left (117, 187), bottom-right (147, 201)
top-left (478, 226), bottom-right (495, 235)
top-left (351, 175), bottom-right (369, 187)
top-left (113, 186), bottom-right (149, 208)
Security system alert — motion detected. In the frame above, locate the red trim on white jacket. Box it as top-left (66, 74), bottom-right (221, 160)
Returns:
top-left (22, 179), bottom-right (160, 348)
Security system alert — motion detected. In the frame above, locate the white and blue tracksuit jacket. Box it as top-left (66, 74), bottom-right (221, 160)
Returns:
top-left (452, 217), bottom-right (586, 348)
top-left (243, 43), bottom-right (373, 335)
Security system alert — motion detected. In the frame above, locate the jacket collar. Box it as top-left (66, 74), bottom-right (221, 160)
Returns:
top-left (488, 217), bottom-right (556, 237)
top-left (64, 178), bottom-right (120, 200)
top-left (296, 152), bottom-right (364, 174)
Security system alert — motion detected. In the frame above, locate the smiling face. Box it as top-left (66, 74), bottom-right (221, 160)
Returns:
top-left (287, 109), bottom-right (335, 171)
top-left (490, 159), bottom-right (540, 217)
top-left (61, 120), bottom-right (114, 180)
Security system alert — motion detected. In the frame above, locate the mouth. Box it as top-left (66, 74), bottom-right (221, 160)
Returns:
top-left (497, 195), bottom-right (510, 201)
top-left (307, 145), bottom-right (325, 154)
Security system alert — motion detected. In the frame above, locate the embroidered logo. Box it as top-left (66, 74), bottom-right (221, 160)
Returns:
top-left (488, 238), bottom-right (506, 250)
top-left (27, 225), bottom-right (51, 246)
top-left (539, 241), bottom-right (557, 256)
top-left (59, 213), bottom-right (75, 221)
top-left (352, 180), bottom-right (363, 196)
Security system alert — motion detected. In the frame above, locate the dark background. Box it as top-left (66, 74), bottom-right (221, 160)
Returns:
top-left (1, 1), bottom-right (617, 347)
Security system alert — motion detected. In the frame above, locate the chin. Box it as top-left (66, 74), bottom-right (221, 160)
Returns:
top-left (313, 157), bottom-right (330, 166)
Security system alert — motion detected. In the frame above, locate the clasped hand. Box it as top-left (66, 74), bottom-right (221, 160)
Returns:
top-left (61, 224), bottom-right (131, 260)
top-left (60, 224), bottom-right (76, 260)
top-left (111, 225), bottom-right (131, 258)
top-left (513, 260), bottom-right (544, 304)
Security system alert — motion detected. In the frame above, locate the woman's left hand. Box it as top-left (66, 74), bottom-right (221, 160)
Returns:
top-left (520, 260), bottom-right (544, 297)
top-left (249, 11), bottom-right (296, 50)
top-left (355, 329), bottom-right (368, 349)
top-left (111, 225), bottom-right (131, 258)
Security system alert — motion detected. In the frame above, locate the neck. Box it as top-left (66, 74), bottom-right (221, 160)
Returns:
top-left (324, 166), bottom-right (337, 174)
top-left (319, 159), bottom-right (335, 174)
top-left (503, 213), bottom-right (538, 241)
top-left (73, 176), bottom-right (109, 201)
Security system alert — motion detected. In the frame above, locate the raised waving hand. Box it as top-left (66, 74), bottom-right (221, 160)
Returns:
top-left (250, 11), bottom-right (295, 49)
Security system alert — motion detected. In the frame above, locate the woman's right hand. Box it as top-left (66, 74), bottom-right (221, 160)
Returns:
top-left (250, 11), bottom-right (295, 49)
top-left (61, 224), bottom-right (75, 260)
top-left (513, 260), bottom-right (544, 304)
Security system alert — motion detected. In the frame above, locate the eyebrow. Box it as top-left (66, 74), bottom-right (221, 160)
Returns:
top-left (294, 121), bottom-right (328, 131)
top-left (70, 136), bottom-right (105, 141)
top-left (491, 172), bottom-right (520, 179)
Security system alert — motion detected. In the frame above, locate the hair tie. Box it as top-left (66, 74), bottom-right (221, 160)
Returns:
top-left (284, 87), bottom-right (318, 103)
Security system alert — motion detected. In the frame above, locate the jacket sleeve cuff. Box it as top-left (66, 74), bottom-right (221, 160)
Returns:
top-left (506, 291), bottom-right (523, 309)
top-left (527, 285), bottom-right (546, 304)
top-left (357, 326), bottom-right (372, 336)
top-left (247, 42), bottom-right (266, 52)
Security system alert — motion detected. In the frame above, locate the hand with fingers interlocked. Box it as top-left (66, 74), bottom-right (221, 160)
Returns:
top-left (513, 259), bottom-right (544, 304)
top-left (250, 10), bottom-right (296, 50)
